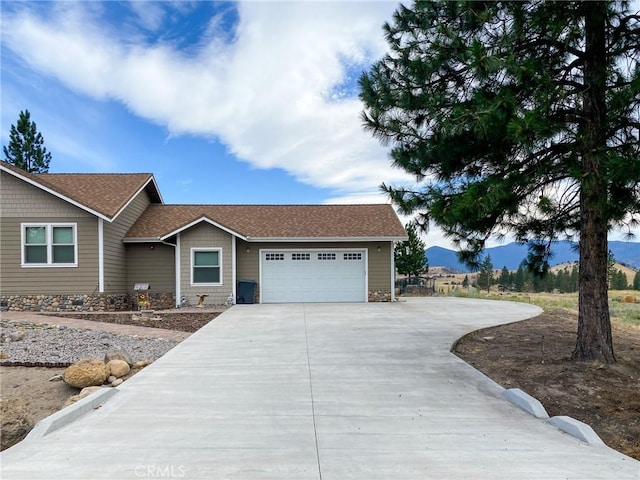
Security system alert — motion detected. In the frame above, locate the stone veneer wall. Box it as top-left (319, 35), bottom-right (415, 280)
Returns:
top-left (368, 290), bottom-right (392, 302)
top-left (2, 291), bottom-right (390, 310)
top-left (1, 292), bottom-right (176, 312)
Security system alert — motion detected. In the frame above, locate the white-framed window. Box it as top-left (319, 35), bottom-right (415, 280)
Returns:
top-left (344, 252), bottom-right (363, 261)
top-left (265, 253), bottom-right (285, 261)
top-left (191, 248), bottom-right (222, 285)
top-left (292, 253), bottom-right (310, 261)
top-left (21, 223), bottom-right (77, 267)
top-left (318, 253), bottom-right (336, 260)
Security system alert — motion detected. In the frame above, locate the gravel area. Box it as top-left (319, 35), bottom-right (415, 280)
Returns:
top-left (0, 320), bottom-right (178, 366)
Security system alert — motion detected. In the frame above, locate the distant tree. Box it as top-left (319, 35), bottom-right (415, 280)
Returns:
top-left (498, 266), bottom-right (511, 291)
top-left (633, 271), bottom-right (640, 290)
top-left (514, 263), bottom-right (526, 292)
top-left (477, 255), bottom-right (494, 293)
top-left (610, 269), bottom-right (629, 290)
top-left (395, 222), bottom-right (428, 279)
top-left (360, 1), bottom-right (640, 363)
top-left (461, 275), bottom-right (469, 289)
top-left (3, 110), bottom-right (51, 173)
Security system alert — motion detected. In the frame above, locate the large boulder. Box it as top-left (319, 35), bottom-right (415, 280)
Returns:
top-left (106, 359), bottom-right (130, 378)
top-left (63, 358), bottom-right (109, 388)
top-left (104, 346), bottom-right (133, 366)
top-left (0, 398), bottom-right (34, 451)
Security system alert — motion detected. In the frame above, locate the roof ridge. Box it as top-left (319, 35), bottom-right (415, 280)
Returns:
top-left (38, 172), bottom-right (153, 176)
top-left (147, 203), bottom-right (392, 207)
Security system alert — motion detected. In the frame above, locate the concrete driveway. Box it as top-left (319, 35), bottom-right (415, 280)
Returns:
top-left (1, 298), bottom-right (638, 479)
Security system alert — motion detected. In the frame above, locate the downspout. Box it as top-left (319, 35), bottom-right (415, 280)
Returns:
top-left (231, 236), bottom-right (237, 304)
top-left (161, 234), bottom-right (180, 308)
top-left (98, 218), bottom-right (105, 293)
top-left (390, 241), bottom-right (396, 302)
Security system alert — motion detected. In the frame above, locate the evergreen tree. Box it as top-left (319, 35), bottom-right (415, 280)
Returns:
top-left (360, 1), bottom-right (640, 362)
top-left (514, 263), bottom-right (526, 292)
top-left (633, 271), bottom-right (640, 290)
top-left (461, 275), bottom-right (469, 289)
top-left (498, 266), bottom-right (511, 291)
top-left (610, 269), bottom-right (629, 290)
top-left (3, 110), bottom-right (51, 173)
top-left (477, 255), bottom-right (494, 293)
top-left (395, 222), bottom-right (428, 279)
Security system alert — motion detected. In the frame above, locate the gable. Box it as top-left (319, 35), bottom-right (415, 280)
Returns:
top-left (0, 170), bottom-right (93, 219)
top-left (0, 161), bottom-right (162, 221)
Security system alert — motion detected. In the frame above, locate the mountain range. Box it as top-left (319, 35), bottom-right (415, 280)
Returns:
top-left (425, 241), bottom-right (640, 272)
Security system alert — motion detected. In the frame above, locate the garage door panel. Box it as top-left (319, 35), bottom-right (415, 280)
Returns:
top-left (261, 249), bottom-right (366, 303)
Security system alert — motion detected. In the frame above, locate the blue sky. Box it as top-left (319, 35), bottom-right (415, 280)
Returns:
top-left (1, 1), bottom-right (638, 249)
top-left (1, 1), bottom-right (415, 205)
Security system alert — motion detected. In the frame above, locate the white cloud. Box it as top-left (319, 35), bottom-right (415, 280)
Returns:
top-left (1, 1), bottom-right (412, 198)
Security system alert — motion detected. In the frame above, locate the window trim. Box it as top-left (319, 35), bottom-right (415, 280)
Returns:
top-left (21, 223), bottom-right (78, 268)
top-left (190, 247), bottom-right (223, 286)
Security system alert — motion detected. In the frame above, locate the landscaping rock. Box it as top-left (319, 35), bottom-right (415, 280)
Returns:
top-left (104, 346), bottom-right (134, 366)
top-left (62, 386), bottom-right (104, 408)
top-left (0, 398), bottom-right (34, 451)
top-left (106, 359), bottom-right (130, 378)
top-left (132, 359), bottom-right (150, 369)
top-left (63, 358), bottom-right (109, 388)
top-left (111, 378), bottom-right (124, 387)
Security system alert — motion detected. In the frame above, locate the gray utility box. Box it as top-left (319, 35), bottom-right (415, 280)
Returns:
top-left (237, 279), bottom-right (257, 304)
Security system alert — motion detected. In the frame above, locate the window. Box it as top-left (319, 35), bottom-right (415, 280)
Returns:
top-left (22, 223), bottom-right (77, 267)
top-left (318, 253), bottom-right (336, 260)
top-left (192, 249), bottom-right (222, 285)
top-left (265, 253), bottom-right (284, 261)
top-left (292, 253), bottom-right (310, 261)
top-left (344, 252), bottom-right (363, 261)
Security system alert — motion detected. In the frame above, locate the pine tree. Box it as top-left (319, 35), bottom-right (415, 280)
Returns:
top-left (395, 222), bottom-right (428, 279)
top-left (633, 271), bottom-right (640, 291)
top-left (498, 266), bottom-right (511, 291)
top-left (3, 110), bottom-right (51, 173)
top-left (477, 255), bottom-right (494, 293)
top-left (360, 1), bottom-right (640, 362)
top-left (514, 263), bottom-right (526, 292)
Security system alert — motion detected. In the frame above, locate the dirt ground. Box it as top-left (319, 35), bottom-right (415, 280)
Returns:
top-left (453, 307), bottom-right (640, 460)
top-left (50, 310), bottom-right (221, 332)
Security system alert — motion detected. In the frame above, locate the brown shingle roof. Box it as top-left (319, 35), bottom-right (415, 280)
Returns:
top-left (1, 161), bottom-right (161, 219)
top-left (125, 204), bottom-right (407, 240)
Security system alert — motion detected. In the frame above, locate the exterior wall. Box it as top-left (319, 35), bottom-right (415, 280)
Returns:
top-left (0, 171), bottom-right (99, 296)
top-left (235, 240), bottom-right (394, 302)
top-left (179, 223), bottom-right (233, 305)
top-left (126, 243), bottom-right (176, 308)
top-left (103, 190), bottom-right (151, 293)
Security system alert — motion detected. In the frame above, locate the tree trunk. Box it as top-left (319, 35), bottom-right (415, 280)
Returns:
top-left (572, 2), bottom-right (615, 363)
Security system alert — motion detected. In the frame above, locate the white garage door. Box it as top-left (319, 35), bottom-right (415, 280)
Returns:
top-left (260, 249), bottom-right (367, 303)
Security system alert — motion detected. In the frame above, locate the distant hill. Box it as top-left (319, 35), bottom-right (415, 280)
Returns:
top-left (425, 240), bottom-right (640, 272)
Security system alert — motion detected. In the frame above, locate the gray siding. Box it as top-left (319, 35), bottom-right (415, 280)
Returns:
top-left (235, 240), bottom-right (394, 299)
top-left (103, 191), bottom-right (151, 293)
top-left (179, 223), bottom-right (233, 305)
top-left (1, 172), bottom-right (99, 294)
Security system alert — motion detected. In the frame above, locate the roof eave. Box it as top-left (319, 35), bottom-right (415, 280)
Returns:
top-left (246, 236), bottom-right (408, 243)
top-left (122, 237), bottom-right (163, 243)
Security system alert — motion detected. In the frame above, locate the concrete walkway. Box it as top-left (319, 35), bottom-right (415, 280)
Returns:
top-left (1, 298), bottom-right (638, 479)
